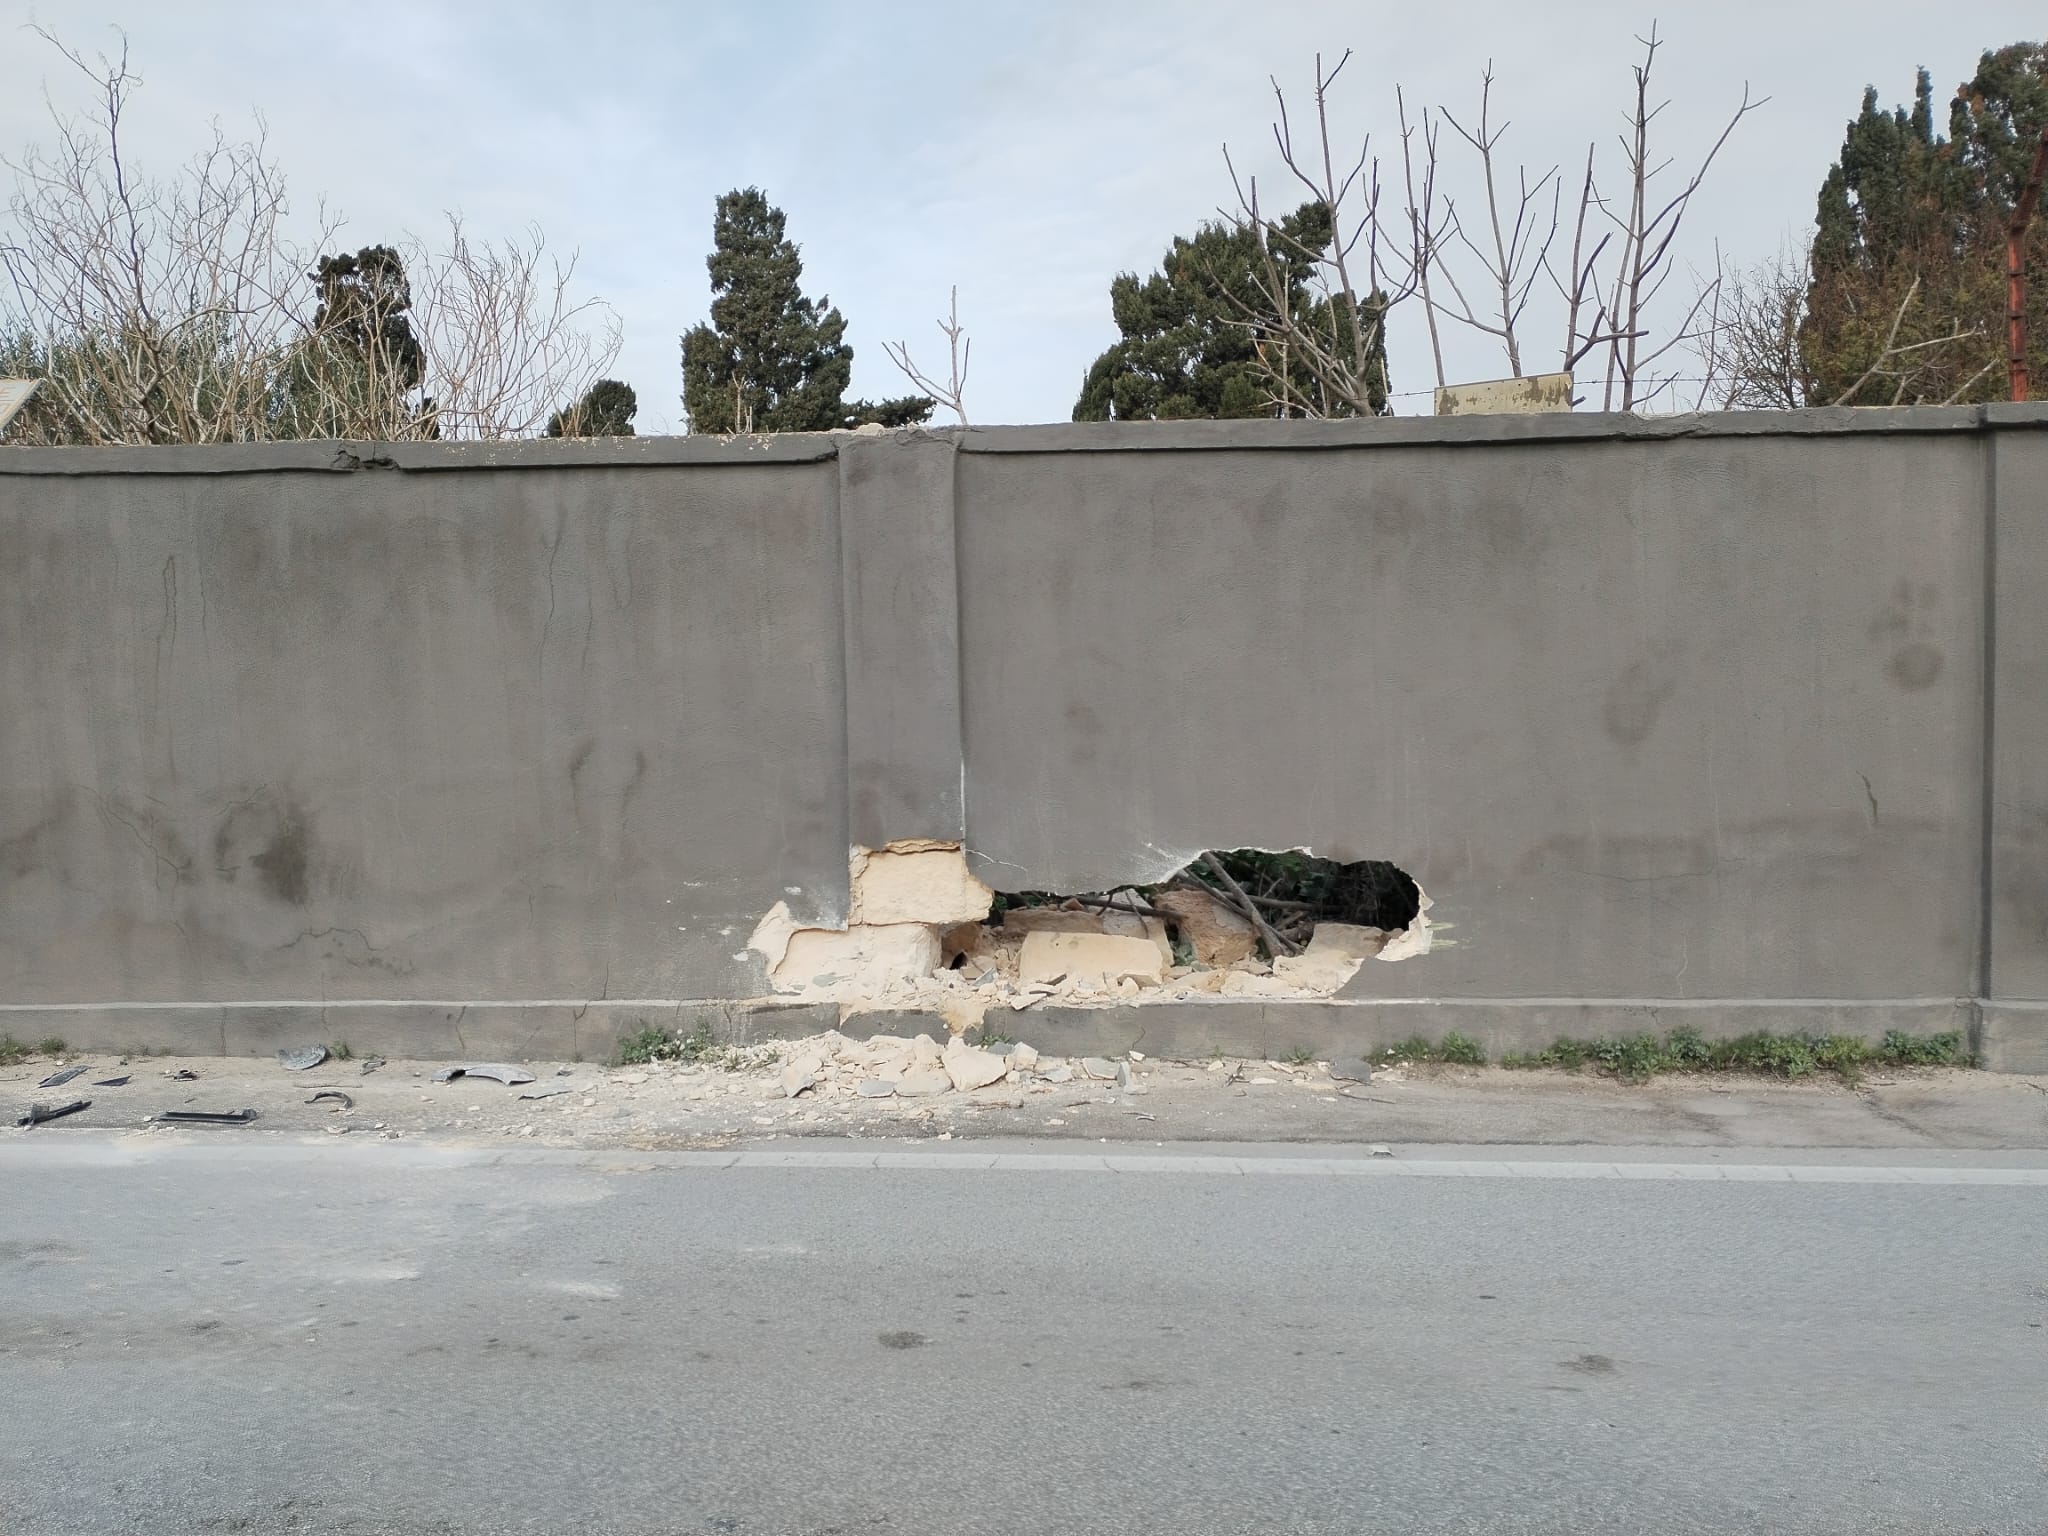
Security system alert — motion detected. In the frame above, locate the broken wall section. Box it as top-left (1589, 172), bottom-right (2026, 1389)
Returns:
top-left (746, 844), bottom-right (1433, 1029)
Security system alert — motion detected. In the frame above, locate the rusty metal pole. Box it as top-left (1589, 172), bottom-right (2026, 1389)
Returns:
top-left (2009, 125), bottom-right (2048, 402)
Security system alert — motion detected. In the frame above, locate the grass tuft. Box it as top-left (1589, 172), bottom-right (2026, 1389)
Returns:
top-left (614, 1021), bottom-right (780, 1072)
top-left (1377, 1033), bottom-right (1488, 1067)
top-left (1499, 1028), bottom-right (1966, 1082)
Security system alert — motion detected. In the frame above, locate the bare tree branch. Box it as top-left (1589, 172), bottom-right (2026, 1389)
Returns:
top-left (1220, 51), bottom-right (1416, 417)
top-left (1437, 65), bottom-right (1561, 376)
top-left (883, 285), bottom-right (971, 425)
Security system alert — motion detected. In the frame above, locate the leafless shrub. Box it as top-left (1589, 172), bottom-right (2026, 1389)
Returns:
top-left (404, 218), bottom-right (621, 440)
top-left (0, 29), bottom-right (327, 444)
top-left (1691, 243), bottom-right (1993, 409)
top-left (2, 29), bottom-right (618, 445)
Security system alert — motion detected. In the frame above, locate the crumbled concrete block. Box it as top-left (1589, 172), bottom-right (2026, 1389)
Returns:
top-left (1221, 970), bottom-right (1296, 997)
top-left (941, 1039), bottom-right (1009, 1092)
top-left (898, 1069), bottom-right (951, 1096)
top-left (938, 921), bottom-right (985, 963)
top-left (771, 924), bottom-right (942, 996)
top-left (1272, 951), bottom-right (1362, 991)
top-left (1152, 888), bottom-right (1259, 965)
top-left (1273, 922), bottom-right (1391, 992)
top-left (1002, 906), bottom-right (1107, 936)
top-left (1305, 923), bottom-right (1388, 959)
top-left (780, 1054), bottom-right (823, 1098)
top-left (1017, 931), bottom-right (1167, 992)
top-left (849, 844), bottom-right (993, 926)
top-left (1097, 910), bottom-right (1174, 966)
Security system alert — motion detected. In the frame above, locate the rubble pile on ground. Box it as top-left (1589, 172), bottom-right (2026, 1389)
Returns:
top-left (752, 1028), bottom-right (1132, 1103)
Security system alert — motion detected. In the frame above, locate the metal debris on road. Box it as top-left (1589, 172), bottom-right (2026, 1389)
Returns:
top-left (306, 1090), bottom-right (354, 1110)
top-left (37, 1064), bottom-right (88, 1088)
top-left (155, 1109), bottom-right (258, 1125)
top-left (1368, 1144), bottom-right (1394, 1157)
top-left (277, 1046), bottom-right (329, 1071)
top-left (167, 1068), bottom-right (199, 1080)
top-left (517, 1085), bottom-right (571, 1100)
top-left (92, 1076), bottom-right (131, 1087)
top-left (432, 1064), bottom-right (535, 1085)
top-left (17, 1099), bottom-right (90, 1126)
top-left (359, 1056), bottom-right (387, 1075)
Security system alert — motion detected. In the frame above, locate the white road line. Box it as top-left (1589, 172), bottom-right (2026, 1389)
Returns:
top-left (703, 1153), bottom-right (2048, 1185)
top-left (4, 1140), bottom-right (2047, 1184)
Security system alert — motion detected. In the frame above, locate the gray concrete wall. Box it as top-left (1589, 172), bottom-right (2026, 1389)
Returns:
top-left (3, 411), bottom-right (2045, 1065)
top-left (0, 440), bottom-right (851, 1050)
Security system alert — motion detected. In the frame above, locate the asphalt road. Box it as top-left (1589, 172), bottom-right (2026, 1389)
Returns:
top-left (3, 1138), bottom-right (2046, 1536)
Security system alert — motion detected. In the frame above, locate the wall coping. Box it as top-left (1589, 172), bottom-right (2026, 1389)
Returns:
top-left (3, 403), bottom-right (2046, 476)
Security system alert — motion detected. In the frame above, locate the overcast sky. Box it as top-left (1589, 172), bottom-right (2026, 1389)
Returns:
top-left (4, 1), bottom-right (2042, 428)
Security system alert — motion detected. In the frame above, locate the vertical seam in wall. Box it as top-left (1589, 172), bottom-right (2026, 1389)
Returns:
top-left (948, 436), bottom-right (969, 844)
top-left (1976, 421), bottom-right (1999, 1020)
top-left (833, 446), bottom-right (855, 912)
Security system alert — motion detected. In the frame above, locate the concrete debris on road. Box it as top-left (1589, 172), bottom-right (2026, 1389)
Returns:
top-left (781, 1054), bottom-right (824, 1098)
top-left (941, 1038), bottom-right (1008, 1092)
top-left (431, 1064), bottom-right (536, 1086)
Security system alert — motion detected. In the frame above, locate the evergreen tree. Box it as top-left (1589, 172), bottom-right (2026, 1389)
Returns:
top-left (545, 378), bottom-right (638, 437)
top-left (679, 188), bottom-right (930, 433)
top-left (277, 243), bottom-right (437, 437)
top-left (1073, 200), bottom-right (1388, 420)
top-left (1800, 45), bottom-right (2048, 405)
top-left (311, 246), bottom-right (425, 391)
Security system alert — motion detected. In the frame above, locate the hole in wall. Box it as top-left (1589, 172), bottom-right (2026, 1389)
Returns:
top-left (992, 850), bottom-right (1421, 959)
top-left (745, 842), bottom-right (1430, 1026)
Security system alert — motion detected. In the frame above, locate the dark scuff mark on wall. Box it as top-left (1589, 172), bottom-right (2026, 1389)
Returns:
top-left (213, 787), bottom-right (315, 905)
top-left (252, 812), bottom-right (311, 905)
